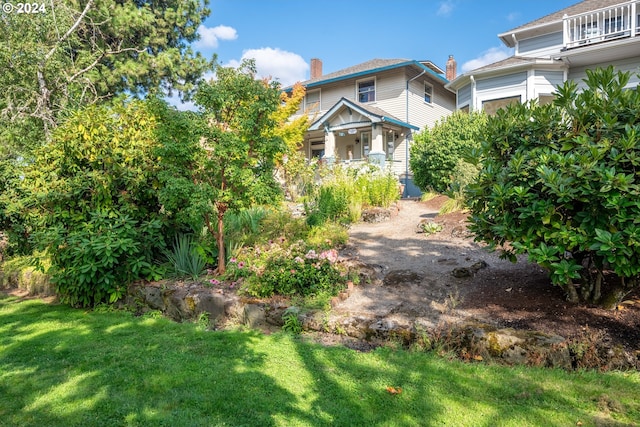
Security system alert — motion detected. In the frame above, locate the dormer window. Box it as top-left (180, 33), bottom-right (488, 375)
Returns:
top-left (357, 79), bottom-right (375, 103)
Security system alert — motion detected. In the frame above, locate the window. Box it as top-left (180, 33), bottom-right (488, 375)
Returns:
top-left (538, 94), bottom-right (555, 106)
top-left (385, 132), bottom-right (395, 158)
top-left (357, 80), bottom-right (375, 103)
top-left (360, 132), bottom-right (371, 156)
top-left (481, 95), bottom-right (521, 116)
top-left (424, 82), bottom-right (433, 104)
top-left (305, 90), bottom-right (320, 113)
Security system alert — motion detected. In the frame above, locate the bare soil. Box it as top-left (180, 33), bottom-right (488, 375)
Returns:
top-left (329, 197), bottom-right (640, 353)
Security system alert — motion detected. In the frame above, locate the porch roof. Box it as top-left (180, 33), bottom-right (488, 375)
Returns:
top-left (307, 97), bottom-right (419, 132)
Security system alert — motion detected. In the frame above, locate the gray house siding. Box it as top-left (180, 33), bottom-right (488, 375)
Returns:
top-left (457, 83), bottom-right (472, 108)
top-left (534, 70), bottom-right (565, 95)
top-left (518, 32), bottom-right (564, 57)
top-left (569, 58), bottom-right (640, 90)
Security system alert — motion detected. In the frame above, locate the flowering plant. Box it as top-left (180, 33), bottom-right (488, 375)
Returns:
top-left (232, 238), bottom-right (349, 298)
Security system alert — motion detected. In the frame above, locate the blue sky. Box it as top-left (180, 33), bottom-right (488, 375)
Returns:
top-left (179, 0), bottom-right (579, 106)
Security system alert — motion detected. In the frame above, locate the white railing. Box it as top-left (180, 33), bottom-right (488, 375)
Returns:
top-left (563, 1), bottom-right (639, 49)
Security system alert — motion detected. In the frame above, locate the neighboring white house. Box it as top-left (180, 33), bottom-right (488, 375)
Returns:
top-left (447, 0), bottom-right (640, 113)
top-left (286, 58), bottom-right (456, 196)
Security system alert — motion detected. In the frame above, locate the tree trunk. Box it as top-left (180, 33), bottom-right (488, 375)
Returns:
top-left (563, 282), bottom-right (580, 303)
top-left (215, 202), bottom-right (227, 274)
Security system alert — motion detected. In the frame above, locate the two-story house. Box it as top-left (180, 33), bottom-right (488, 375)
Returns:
top-left (288, 58), bottom-right (456, 196)
top-left (446, 0), bottom-right (640, 113)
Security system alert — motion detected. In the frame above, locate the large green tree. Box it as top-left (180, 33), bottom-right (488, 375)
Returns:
top-left (0, 0), bottom-right (211, 141)
top-left (158, 60), bottom-right (286, 274)
top-left (0, 0), bottom-right (212, 256)
top-left (467, 67), bottom-right (640, 307)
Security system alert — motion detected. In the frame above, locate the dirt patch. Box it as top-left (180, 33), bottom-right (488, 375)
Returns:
top-left (330, 198), bottom-right (640, 355)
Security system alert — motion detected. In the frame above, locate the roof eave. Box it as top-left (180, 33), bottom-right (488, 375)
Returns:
top-left (305, 60), bottom-right (448, 90)
top-left (498, 20), bottom-right (563, 47)
top-left (445, 58), bottom-right (564, 91)
top-left (308, 97), bottom-right (419, 131)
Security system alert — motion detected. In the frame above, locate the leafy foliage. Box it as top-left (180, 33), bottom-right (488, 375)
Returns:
top-left (0, 0), bottom-right (212, 140)
top-left (467, 67), bottom-right (640, 306)
top-left (164, 234), bottom-right (207, 281)
top-left (23, 100), bottom-right (165, 306)
top-left (0, 1), bottom-right (212, 256)
top-left (239, 241), bottom-right (347, 299)
top-left (159, 60), bottom-right (286, 274)
top-left (305, 164), bottom-right (400, 226)
top-left (410, 111), bottom-right (487, 193)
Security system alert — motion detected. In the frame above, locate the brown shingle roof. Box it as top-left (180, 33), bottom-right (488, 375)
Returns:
top-left (505, 0), bottom-right (629, 33)
top-left (301, 58), bottom-right (410, 86)
top-left (469, 56), bottom-right (540, 73)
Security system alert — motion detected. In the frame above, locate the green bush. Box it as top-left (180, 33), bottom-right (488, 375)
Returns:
top-left (410, 111), bottom-right (487, 193)
top-left (24, 100), bottom-right (166, 307)
top-left (238, 240), bottom-right (347, 299)
top-left (46, 211), bottom-right (164, 307)
top-left (164, 234), bottom-right (207, 280)
top-left (305, 164), bottom-right (399, 225)
top-left (467, 67), bottom-right (640, 306)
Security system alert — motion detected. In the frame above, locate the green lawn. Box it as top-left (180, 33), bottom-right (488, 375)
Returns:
top-left (1, 295), bottom-right (639, 427)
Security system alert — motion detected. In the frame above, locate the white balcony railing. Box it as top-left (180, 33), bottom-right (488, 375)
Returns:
top-left (563, 1), bottom-right (639, 49)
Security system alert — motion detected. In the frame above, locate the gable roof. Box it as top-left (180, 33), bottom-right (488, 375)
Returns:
top-left (445, 56), bottom-right (565, 91)
top-left (286, 58), bottom-right (447, 92)
top-left (308, 97), bottom-right (419, 131)
top-left (499, 0), bottom-right (628, 46)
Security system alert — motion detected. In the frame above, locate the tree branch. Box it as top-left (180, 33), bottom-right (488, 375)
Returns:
top-left (46, 0), bottom-right (93, 61)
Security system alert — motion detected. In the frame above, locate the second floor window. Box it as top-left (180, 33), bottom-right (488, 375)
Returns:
top-left (358, 80), bottom-right (375, 103)
top-left (424, 82), bottom-right (433, 104)
top-left (305, 90), bottom-right (320, 113)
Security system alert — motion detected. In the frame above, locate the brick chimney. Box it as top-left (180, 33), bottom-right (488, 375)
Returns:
top-left (446, 55), bottom-right (457, 81)
top-left (310, 58), bottom-right (322, 79)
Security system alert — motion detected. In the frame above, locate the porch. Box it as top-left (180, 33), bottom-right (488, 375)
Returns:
top-left (563, 1), bottom-right (640, 49)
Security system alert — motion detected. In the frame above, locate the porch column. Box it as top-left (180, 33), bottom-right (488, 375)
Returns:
top-left (323, 129), bottom-right (336, 164)
top-left (368, 123), bottom-right (385, 167)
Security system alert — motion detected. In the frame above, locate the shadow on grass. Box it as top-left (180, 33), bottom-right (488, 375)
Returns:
top-left (290, 337), bottom-right (640, 426)
top-left (1, 294), bottom-right (639, 426)
top-left (0, 295), bottom-right (304, 426)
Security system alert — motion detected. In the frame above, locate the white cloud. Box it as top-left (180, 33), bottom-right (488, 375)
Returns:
top-left (194, 24), bottom-right (237, 49)
top-left (506, 12), bottom-right (520, 22)
top-left (437, 1), bottom-right (455, 17)
top-left (226, 47), bottom-right (309, 87)
top-left (461, 46), bottom-right (512, 73)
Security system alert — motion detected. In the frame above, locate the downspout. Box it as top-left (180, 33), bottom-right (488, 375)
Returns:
top-left (404, 69), bottom-right (426, 198)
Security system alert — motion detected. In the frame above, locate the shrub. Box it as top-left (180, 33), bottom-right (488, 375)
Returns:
top-left (305, 163), bottom-right (399, 225)
top-left (45, 211), bottom-right (164, 307)
top-left (410, 111), bottom-right (487, 193)
top-left (23, 100), bottom-right (166, 307)
top-left (163, 234), bottom-right (207, 280)
top-left (467, 67), bottom-right (640, 306)
top-left (238, 240), bottom-right (347, 299)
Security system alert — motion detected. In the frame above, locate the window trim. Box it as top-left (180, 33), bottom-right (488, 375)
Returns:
top-left (356, 78), bottom-right (376, 103)
top-left (424, 81), bottom-right (434, 104)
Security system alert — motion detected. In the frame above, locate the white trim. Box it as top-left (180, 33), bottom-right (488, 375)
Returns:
top-left (356, 76), bottom-right (376, 103)
top-left (424, 80), bottom-right (434, 104)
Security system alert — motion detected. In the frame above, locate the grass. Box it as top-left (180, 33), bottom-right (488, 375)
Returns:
top-left (1, 295), bottom-right (639, 427)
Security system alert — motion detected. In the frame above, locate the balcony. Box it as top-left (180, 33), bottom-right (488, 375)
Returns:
top-left (563, 1), bottom-right (640, 49)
